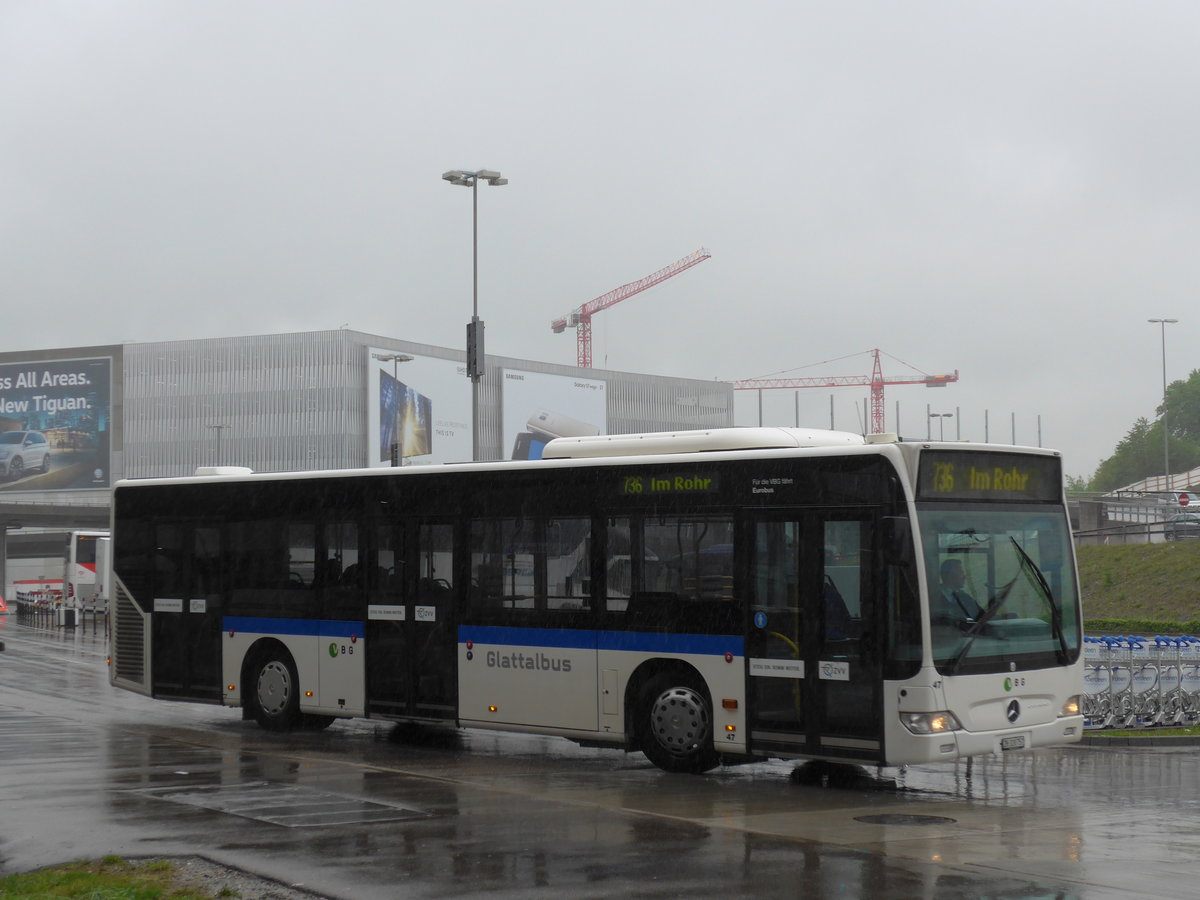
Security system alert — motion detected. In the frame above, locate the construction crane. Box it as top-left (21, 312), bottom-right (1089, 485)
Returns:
top-left (551, 248), bottom-right (711, 367)
top-left (732, 348), bottom-right (959, 435)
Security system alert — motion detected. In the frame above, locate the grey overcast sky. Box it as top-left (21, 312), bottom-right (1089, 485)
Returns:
top-left (4, 1), bottom-right (1198, 479)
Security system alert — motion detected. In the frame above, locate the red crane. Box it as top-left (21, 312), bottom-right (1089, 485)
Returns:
top-left (551, 248), bottom-right (711, 367)
top-left (733, 348), bottom-right (959, 435)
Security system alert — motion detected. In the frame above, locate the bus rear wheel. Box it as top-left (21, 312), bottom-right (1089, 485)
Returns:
top-left (252, 651), bottom-right (302, 731)
top-left (639, 672), bottom-right (719, 774)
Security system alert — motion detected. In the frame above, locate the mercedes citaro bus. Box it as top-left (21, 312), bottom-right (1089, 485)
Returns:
top-left (109, 427), bottom-right (1082, 772)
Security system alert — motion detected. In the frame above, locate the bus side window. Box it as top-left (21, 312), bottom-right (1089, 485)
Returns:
top-left (372, 521), bottom-right (404, 601)
top-left (823, 521), bottom-right (862, 642)
top-left (469, 518), bottom-right (535, 614)
top-left (193, 527), bottom-right (220, 601)
top-left (153, 524), bottom-right (185, 599)
top-left (626, 516), bottom-right (737, 633)
top-left (227, 519), bottom-right (315, 618)
top-left (546, 517), bottom-right (591, 611)
top-left (322, 520), bottom-right (361, 619)
top-left (604, 517), bottom-right (636, 613)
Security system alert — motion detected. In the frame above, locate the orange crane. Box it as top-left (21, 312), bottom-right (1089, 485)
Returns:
top-left (733, 348), bottom-right (958, 435)
top-left (551, 248), bottom-right (711, 367)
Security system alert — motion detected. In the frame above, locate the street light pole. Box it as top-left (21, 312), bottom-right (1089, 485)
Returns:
top-left (929, 412), bottom-right (953, 441)
top-left (372, 352), bottom-right (414, 466)
top-left (206, 424), bottom-right (229, 466)
top-left (442, 168), bottom-right (508, 462)
top-left (1149, 318), bottom-right (1179, 490)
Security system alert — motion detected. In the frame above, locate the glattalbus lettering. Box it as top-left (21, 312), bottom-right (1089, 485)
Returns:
top-left (486, 650), bottom-right (572, 673)
top-left (968, 466), bottom-right (1031, 492)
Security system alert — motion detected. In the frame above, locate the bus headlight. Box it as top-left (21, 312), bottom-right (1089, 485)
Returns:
top-left (900, 711), bottom-right (962, 735)
top-left (1059, 695), bottom-right (1081, 717)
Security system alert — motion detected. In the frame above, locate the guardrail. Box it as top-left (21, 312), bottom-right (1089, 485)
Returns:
top-left (1083, 635), bottom-right (1200, 729)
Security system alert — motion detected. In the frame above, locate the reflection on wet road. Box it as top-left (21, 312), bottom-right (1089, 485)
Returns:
top-left (0, 617), bottom-right (1196, 898)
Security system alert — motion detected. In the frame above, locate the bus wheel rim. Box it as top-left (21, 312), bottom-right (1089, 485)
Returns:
top-left (257, 660), bottom-right (291, 716)
top-left (650, 686), bottom-right (708, 755)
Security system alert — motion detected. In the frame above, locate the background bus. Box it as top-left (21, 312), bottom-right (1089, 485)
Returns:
top-left (108, 428), bottom-right (1083, 773)
top-left (5, 530), bottom-right (109, 610)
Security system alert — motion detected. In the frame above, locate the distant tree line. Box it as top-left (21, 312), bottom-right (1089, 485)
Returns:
top-left (1079, 369), bottom-right (1200, 493)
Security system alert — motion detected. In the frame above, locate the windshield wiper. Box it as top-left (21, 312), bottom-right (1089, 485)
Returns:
top-left (1008, 536), bottom-right (1070, 665)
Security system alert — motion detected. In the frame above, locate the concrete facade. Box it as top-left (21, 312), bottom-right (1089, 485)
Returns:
top-left (0, 328), bottom-right (733, 528)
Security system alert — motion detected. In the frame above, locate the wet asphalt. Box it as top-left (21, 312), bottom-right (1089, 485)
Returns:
top-left (1, 615), bottom-right (1198, 899)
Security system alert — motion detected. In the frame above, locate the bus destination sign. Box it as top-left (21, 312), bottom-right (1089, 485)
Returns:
top-left (917, 451), bottom-right (1061, 502)
top-left (620, 472), bottom-right (719, 496)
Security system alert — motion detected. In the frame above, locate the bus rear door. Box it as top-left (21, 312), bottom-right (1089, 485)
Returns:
top-left (366, 520), bottom-right (457, 720)
top-left (149, 522), bottom-right (223, 702)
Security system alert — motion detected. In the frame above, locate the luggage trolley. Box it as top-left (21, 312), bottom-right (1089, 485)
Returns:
top-left (1155, 636), bottom-right (1186, 726)
top-left (1107, 637), bottom-right (1136, 729)
top-left (1082, 637), bottom-right (1112, 730)
top-left (1179, 636), bottom-right (1200, 725)
top-left (1130, 637), bottom-right (1162, 727)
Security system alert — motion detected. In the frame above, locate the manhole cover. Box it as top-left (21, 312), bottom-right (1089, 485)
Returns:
top-left (854, 814), bottom-right (956, 826)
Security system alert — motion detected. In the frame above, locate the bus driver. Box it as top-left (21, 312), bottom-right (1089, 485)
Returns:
top-left (937, 557), bottom-right (984, 626)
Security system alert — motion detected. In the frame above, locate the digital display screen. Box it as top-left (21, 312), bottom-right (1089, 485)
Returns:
top-left (917, 451), bottom-right (1062, 502)
top-left (620, 472), bottom-right (719, 496)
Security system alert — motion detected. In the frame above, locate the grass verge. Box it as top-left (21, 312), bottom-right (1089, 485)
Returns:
top-left (1087, 725), bottom-right (1200, 738)
top-left (0, 856), bottom-right (238, 899)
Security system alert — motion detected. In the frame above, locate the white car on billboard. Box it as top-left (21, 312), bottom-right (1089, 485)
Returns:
top-left (0, 431), bottom-right (51, 481)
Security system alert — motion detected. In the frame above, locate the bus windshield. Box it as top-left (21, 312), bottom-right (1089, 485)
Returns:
top-left (918, 504), bottom-right (1081, 675)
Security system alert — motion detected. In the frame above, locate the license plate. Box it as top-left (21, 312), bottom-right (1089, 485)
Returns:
top-left (1000, 735), bottom-right (1026, 751)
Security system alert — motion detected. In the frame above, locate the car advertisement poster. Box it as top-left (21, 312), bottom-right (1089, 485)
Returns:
top-left (366, 349), bottom-right (472, 466)
top-left (0, 356), bottom-right (111, 492)
top-left (502, 369), bottom-right (607, 460)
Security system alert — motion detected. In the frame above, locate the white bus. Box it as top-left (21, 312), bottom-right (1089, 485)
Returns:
top-left (108, 428), bottom-right (1083, 773)
top-left (6, 530), bottom-right (108, 609)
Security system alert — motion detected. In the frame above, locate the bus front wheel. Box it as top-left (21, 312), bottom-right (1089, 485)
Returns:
top-left (638, 672), bottom-right (719, 774)
top-left (252, 651), bottom-right (302, 731)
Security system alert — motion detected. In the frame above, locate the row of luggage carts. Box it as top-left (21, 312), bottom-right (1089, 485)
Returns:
top-left (1083, 635), bottom-right (1200, 729)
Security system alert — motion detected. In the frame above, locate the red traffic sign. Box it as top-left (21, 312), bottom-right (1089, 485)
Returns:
top-left (1180, 492), bottom-right (1191, 507)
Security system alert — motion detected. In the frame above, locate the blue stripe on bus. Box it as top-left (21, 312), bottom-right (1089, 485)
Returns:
top-left (458, 625), bottom-right (598, 650)
top-left (459, 624), bottom-right (743, 657)
top-left (223, 617), bottom-right (361, 638)
top-left (220, 618), bottom-right (744, 657)
top-left (598, 631), bottom-right (743, 656)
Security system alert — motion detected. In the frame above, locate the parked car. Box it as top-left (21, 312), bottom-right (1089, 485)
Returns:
top-left (0, 431), bottom-right (51, 481)
top-left (1164, 513), bottom-right (1200, 541)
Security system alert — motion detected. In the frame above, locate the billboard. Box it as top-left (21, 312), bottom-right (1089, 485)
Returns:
top-left (502, 369), bottom-right (607, 460)
top-left (367, 349), bottom-right (472, 465)
top-left (0, 356), bottom-right (112, 491)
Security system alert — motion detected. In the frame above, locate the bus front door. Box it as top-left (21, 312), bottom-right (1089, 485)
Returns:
top-left (747, 515), bottom-right (882, 763)
top-left (366, 521), bottom-right (457, 720)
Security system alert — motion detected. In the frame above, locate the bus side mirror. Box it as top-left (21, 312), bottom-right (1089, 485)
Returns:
top-left (881, 516), bottom-right (912, 565)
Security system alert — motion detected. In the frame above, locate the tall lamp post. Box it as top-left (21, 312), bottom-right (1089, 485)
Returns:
top-left (1149, 318), bottom-right (1179, 490)
top-left (929, 412), bottom-right (953, 441)
top-left (206, 424), bottom-right (229, 466)
top-left (442, 167), bottom-right (508, 462)
top-left (372, 352), bottom-right (414, 466)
